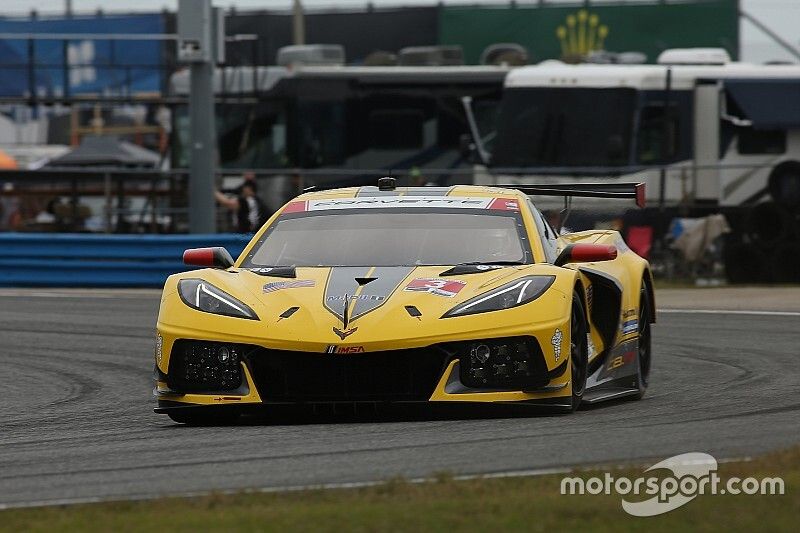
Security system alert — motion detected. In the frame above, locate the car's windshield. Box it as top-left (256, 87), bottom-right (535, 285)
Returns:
top-left (242, 208), bottom-right (531, 267)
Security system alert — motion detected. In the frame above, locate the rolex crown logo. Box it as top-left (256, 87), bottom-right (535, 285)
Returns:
top-left (556, 9), bottom-right (608, 58)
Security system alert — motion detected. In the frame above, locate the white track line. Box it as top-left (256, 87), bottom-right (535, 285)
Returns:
top-left (658, 308), bottom-right (800, 317)
top-left (0, 468), bottom-right (570, 511)
top-left (0, 458), bottom-right (752, 511)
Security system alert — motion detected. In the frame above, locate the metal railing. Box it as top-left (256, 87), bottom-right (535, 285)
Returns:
top-left (0, 161), bottom-right (789, 234)
top-left (0, 168), bottom-right (187, 233)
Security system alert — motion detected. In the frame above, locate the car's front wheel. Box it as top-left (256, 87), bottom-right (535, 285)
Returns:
top-left (570, 291), bottom-right (589, 411)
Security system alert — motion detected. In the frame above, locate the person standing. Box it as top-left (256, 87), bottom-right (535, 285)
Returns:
top-left (215, 175), bottom-right (267, 233)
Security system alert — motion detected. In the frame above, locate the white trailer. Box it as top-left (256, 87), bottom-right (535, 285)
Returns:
top-left (471, 49), bottom-right (800, 210)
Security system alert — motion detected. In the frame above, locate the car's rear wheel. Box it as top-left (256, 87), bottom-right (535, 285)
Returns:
top-left (633, 285), bottom-right (652, 399)
top-left (570, 292), bottom-right (589, 411)
top-left (167, 410), bottom-right (240, 426)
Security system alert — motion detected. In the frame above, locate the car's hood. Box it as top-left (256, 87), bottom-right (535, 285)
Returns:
top-left (161, 264), bottom-right (570, 351)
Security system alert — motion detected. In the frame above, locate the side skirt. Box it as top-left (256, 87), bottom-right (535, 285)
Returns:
top-left (582, 385), bottom-right (639, 404)
top-left (583, 337), bottom-right (640, 404)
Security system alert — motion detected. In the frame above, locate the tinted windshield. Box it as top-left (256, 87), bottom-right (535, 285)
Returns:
top-left (491, 87), bottom-right (636, 168)
top-left (243, 209), bottom-right (531, 267)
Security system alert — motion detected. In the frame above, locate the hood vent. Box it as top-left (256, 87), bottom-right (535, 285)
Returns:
top-left (405, 305), bottom-right (422, 318)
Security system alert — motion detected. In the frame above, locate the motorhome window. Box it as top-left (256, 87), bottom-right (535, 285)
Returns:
top-left (491, 88), bottom-right (636, 168)
top-left (368, 110), bottom-right (424, 149)
top-left (173, 103), bottom-right (289, 168)
top-left (218, 103), bottom-right (289, 168)
top-left (638, 104), bottom-right (680, 164)
top-left (472, 98), bottom-right (502, 153)
top-left (737, 128), bottom-right (787, 155)
top-left (296, 101), bottom-right (347, 166)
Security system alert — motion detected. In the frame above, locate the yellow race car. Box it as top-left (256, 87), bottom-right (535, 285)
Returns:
top-left (154, 179), bottom-right (654, 424)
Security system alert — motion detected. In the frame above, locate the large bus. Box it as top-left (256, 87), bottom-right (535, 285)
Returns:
top-left (170, 64), bottom-right (507, 211)
top-left (468, 49), bottom-right (800, 215)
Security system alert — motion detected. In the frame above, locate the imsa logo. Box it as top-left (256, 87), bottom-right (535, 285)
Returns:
top-left (326, 345), bottom-right (366, 354)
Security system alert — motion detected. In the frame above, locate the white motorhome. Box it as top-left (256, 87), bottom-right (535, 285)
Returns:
top-left (472, 49), bottom-right (800, 210)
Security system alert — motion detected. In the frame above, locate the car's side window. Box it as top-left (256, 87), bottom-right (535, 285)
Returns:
top-left (528, 199), bottom-right (559, 263)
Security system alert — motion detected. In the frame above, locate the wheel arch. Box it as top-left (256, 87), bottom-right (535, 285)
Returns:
top-left (641, 268), bottom-right (656, 324)
top-left (573, 277), bottom-right (589, 322)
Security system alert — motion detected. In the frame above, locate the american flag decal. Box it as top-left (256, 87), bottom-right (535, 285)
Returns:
top-left (263, 280), bottom-right (316, 293)
top-left (404, 278), bottom-right (466, 298)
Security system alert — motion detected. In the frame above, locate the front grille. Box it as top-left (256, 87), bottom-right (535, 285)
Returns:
top-left (246, 347), bottom-right (451, 402)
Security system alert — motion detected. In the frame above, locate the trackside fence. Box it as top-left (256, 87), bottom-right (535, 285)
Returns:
top-left (0, 233), bottom-right (251, 287)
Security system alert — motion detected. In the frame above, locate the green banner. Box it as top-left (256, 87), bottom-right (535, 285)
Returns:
top-left (439, 0), bottom-right (739, 64)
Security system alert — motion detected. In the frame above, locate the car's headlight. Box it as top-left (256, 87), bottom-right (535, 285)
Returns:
top-left (178, 279), bottom-right (258, 320)
top-left (442, 275), bottom-right (555, 318)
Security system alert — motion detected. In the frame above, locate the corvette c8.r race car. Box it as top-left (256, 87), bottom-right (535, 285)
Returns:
top-left (154, 179), bottom-right (655, 424)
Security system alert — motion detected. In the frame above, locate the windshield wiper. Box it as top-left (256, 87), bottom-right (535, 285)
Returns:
top-left (440, 261), bottom-right (526, 277)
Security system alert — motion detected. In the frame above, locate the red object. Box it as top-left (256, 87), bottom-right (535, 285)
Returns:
top-left (626, 226), bottom-right (653, 259)
top-left (404, 278), bottom-right (467, 297)
top-left (488, 198), bottom-right (520, 211)
top-left (183, 248), bottom-right (215, 267)
top-left (281, 201), bottom-right (307, 214)
top-left (635, 183), bottom-right (646, 208)
top-left (569, 243), bottom-right (618, 262)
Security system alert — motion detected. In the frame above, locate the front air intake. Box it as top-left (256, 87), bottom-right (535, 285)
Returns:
top-left (167, 340), bottom-right (244, 393)
top-left (458, 336), bottom-right (550, 390)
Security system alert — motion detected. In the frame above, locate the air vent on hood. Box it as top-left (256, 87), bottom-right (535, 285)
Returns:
top-left (279, 307), bottom-right (299, 319)
top-left (405, 305), bottom-right (422, 318)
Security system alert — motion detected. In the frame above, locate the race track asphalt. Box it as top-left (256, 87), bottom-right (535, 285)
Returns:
top-left (1, 289), bottom-right (798, 507)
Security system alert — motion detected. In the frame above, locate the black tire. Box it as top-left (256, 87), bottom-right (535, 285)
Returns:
top-left (633, 285), bottom-right (652, 400)
top-left (570, 292), bottom-right (589, 412)
top-left (768, 162), bottom-right (800, 209)
top-left (167, 410), bottom-right (240, 426)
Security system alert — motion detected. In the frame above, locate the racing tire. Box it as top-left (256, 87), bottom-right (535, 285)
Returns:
top-left (633, 285), bottom-right (652, 400)
top-left (569, 291), bottom-right (589, 412)
top-left (167, 410), bottom-right (240, 426)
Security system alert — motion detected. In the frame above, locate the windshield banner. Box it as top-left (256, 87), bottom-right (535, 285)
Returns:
top-left (283, 197), bottom-right (519, 213)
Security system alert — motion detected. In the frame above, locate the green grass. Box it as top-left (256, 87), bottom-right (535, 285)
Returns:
top-left (2, 447), bottom-right (797, 532)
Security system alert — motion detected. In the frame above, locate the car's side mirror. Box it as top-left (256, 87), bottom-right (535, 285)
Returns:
top-left (554, 244), bottom-right (618, 267)
top-left (183, 247), bottom-right (235, 269)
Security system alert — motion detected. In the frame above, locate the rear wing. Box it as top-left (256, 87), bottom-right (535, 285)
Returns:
top-left (496, 182), bottom-right (646, 208)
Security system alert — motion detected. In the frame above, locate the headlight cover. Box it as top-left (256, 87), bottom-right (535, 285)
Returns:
top-left (442, 275), bottom-right (555, 318)
top-left (178, 279), bottom-right (258, 320)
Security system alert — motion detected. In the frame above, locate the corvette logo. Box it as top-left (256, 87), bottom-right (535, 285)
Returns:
top-left (332, 326), bottom-right (358, 340)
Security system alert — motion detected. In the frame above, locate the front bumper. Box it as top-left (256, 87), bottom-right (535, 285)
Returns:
top-left (154, 332), bottom-right (572, 413)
